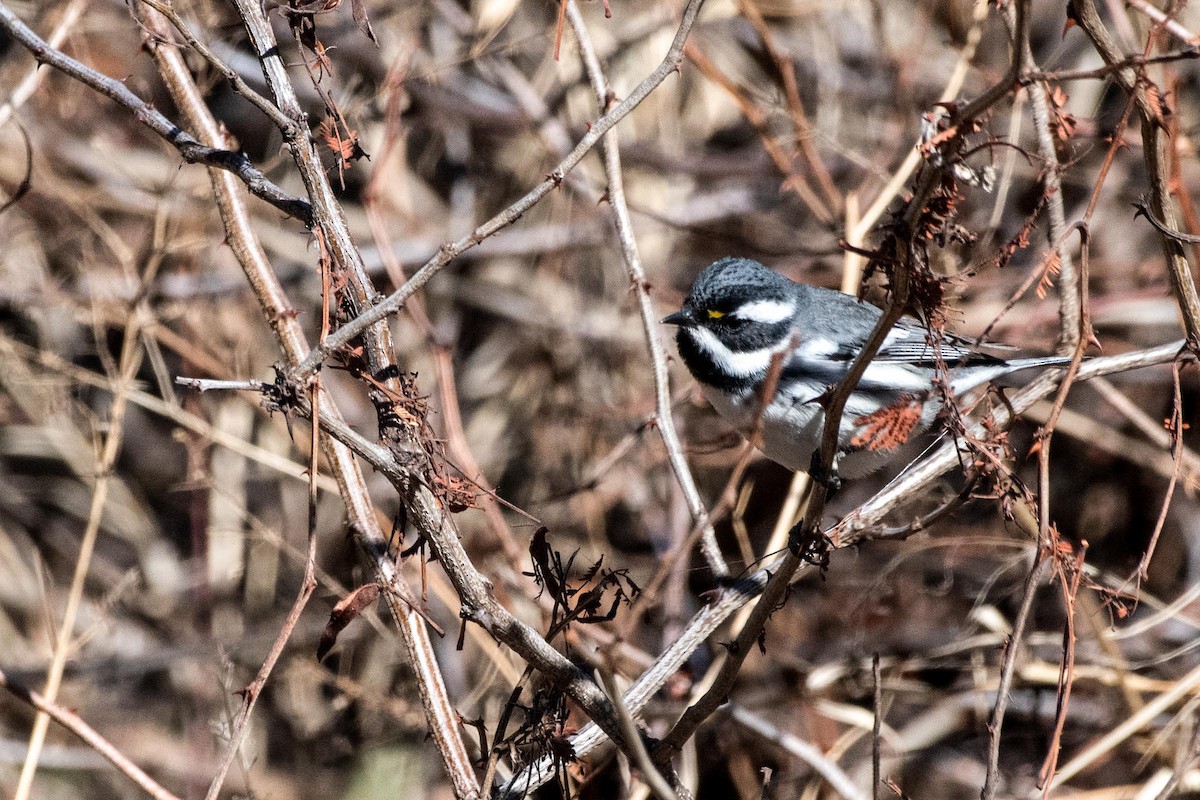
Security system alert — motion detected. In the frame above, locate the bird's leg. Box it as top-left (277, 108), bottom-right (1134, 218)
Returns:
top-left (788, 517), bottom-right (832, 572)
top-left (807, 449), bottom-right (842, 496)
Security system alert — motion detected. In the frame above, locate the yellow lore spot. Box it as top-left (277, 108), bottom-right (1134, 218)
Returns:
top-left (706, 309), bottom-right (725, 320)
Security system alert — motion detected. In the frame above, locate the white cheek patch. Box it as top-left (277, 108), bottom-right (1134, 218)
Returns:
top-left (688, 326), bottom-right (782, 377)
top-left (731, 299), bottom-right (795, 324)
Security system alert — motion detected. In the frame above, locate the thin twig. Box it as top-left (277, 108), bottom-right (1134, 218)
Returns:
top-left (597, 667), bottom-right (677, 800)
top-left (981, 553), bottom-right (1048, 800)
top-left (1126, 0), bottom-right (1200, 45)
top-left (175, 377), bottom-right (265, 392)
top-left (499, 337), bottom-right (1183, 797)
top-left (134, 6), bottom-right (478, 797)
top-left (201, 431), bottom-right (318, 800)
top-left (1008, 0), bottom-right (1079, 350)
top-left (872, 653), bottom-right (882, 800)
top-left (1072, 0), bottom-right (1200, 348)
top-left (1024, 46), bottom-right (1200, 82)
top-left (0, 0), bottom-right (88, 130)
top-left (0, 3), bottom-right (312, 222)
top-left (836, 339), bottom-right (1185, 542)
top-left (291, 0), bottom-right (711, 380)
top-left (228, 0), bottom-right (658, 768)
top-left (15, 304), bottom-right (147, 800)
top-left (1135, 361), bottom-right (1188, 580)
top-left (0, 668), bottom-right (182, 800)
top-left (1038, 543), bottom-right (1087, 795)
top-left (565, 0), bottom-right (727, 578)
top-left (135, 0), bottom-right (298, 136)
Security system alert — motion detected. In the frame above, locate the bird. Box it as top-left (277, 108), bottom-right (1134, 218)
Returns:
top-left (662, 257), bottom-right (1072, 479)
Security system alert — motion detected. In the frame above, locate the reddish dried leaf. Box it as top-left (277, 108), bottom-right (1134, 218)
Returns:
top-left (317, 583), bottom-right (381, 660)
top-left (351, 0), bottom-right (377, 44)
top-left (434, 472), bottom-right (477, 512)
top-left (1064, 1), bottom-right (1079, 35)
top-left (851, 396), bottom-right (923, 451)
top-left (1144, 83), bottom-right (1170, 129)
top-left (318, 118), bottom-right (367, 168)
top-left (1036, 253), bottom-right (1062, 299)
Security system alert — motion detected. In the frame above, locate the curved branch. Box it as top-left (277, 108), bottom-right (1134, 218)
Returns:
top-left (0, 3), bottom-right (312, 223)
top-left (291, 0), bottom-right (711, 379)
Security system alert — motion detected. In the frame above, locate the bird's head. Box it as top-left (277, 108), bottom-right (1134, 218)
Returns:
top-left (662, 258), bottom-right (801, 388)
top-left (663, 257), bottom-right (798, 354)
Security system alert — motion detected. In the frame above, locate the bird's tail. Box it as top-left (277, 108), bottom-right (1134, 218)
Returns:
top-left (949, 355), bottom-right (1074, 394)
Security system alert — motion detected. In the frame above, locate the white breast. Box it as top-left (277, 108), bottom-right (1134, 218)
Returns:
top-left (700, 382), bottom-right (942, 477)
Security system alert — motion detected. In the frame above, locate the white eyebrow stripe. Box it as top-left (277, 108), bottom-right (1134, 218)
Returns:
top-left (732, 299), bottom-right (796, 324)
top-left (687, 327), bottom-right (785, 377)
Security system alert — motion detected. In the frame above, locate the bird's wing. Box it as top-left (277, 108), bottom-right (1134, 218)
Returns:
top-left (800, 316), bottom-right (1003, 367)
top-left (791, 287), bottom-right (1005, 368)
top-left (873, 320), bottom-right (1004, 367)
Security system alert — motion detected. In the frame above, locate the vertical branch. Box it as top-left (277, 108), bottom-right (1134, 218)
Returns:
top-left (225, 0), bottom-right (660, 767)
top-left (1072, 0), bottom-right (1200, 348)
top-left (14, 307), bottom-right (146, 800)
top-left (566, 0), bottom-right (728, 579)
top-left (134, 5), bottom-right (480, 798)
top-left (872, 653), bottom-right (883, 800)
top-left (1008, 2), bottom-right (1080, 350)
top-left (980, 552), bottom-right (1047, 800)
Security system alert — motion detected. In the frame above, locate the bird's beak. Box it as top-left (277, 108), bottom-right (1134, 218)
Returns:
top-left (661, 309), bottom-right (695, 328)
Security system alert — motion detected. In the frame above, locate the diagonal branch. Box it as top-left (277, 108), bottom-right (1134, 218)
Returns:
top-left (1071, 0), bottom-right (1200, 349)
top-left (0, 668), bottom-right (182, 800)
top-left (225, 0), bottom-right (700, 775)
top-left (494, 336), bottom-right (1183, 796)
top-left (0, 3), bottom-right (312, 222)
top-left (290, 0), bottom-right (711, 380)
top-left (134, 4), bottom-right (478, 798)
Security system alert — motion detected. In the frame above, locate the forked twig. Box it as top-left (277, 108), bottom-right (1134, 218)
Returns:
top-left (134, 5), bottom-right (478, 796)
top-left (291, 0), bottom-right (711, 379)
top-left (0, 4), bottom-right (312, 222)
top-left (565, 0), bottom-right (728, 579)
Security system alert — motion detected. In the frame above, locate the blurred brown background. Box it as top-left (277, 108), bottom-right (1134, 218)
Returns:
top-left (0, 0), bottom-right (1198, 798)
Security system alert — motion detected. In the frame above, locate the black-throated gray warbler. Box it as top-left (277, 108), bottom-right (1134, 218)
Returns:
top-left (663, 257), bottom-right (1071, 478)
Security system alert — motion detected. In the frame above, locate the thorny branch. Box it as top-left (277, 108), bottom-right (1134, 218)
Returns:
top-left (0, 3), bottom-right (312, 222)
top-left (565, 0), bottom-right (728, 579)
top-left (291, 0), bottom-right (711, 379)
top-left (6, 1), bottom-right (1199, 798)
top-left (132, 3), bottom-right (478, 798)
top-left (1072, 0), bottom-right (1200, 348)
top-left (224, 0), bottom-right (720, 779)
top-left (498, 339), bottom-right (1185, 797)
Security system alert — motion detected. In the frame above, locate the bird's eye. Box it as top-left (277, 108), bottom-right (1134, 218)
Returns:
top-left (706, 309), bottom-right (726, 320)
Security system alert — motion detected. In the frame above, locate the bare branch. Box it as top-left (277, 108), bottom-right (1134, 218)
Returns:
top-left (0, 3), bottom-right (312, 222)
top-left (565, 0), bottom-right (727, 578)
top-left (0, 668), bottom-right (182, 800)
top-left (291, 0), bottom-right (711, 380)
